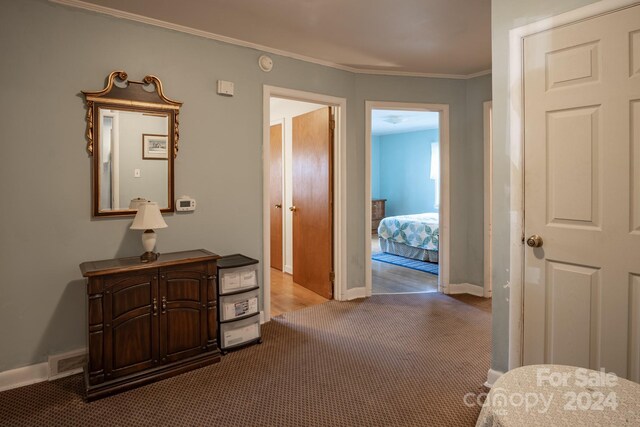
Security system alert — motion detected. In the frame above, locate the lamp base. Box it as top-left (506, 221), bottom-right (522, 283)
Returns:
top-left (140, 251), bottom-right (159, 263)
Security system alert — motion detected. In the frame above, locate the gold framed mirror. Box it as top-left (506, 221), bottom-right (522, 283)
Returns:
top-left (82, 71), bottom-right (181, 217)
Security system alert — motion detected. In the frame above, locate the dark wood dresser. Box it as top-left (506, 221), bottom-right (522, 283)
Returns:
top-left (372, 199), bottom-right (387, 233)
top-left (79, 249), bottom-right (221, 400)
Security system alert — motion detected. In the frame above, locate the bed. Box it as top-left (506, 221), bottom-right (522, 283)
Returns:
top-left (377, 213), bottom-right (439, 263)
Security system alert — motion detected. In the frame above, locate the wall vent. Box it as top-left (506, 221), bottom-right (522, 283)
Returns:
top-left (48, 349), bottom-right (86, 380)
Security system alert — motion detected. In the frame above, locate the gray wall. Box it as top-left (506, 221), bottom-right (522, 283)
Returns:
top-left (490, 0), bottom-right (599, 374)
top-left (0, 0), bottom-right (490, 372)
top-left (465, 74), bottom-right (492, 289)
top-left (371, 135), bottom-right (382, 199)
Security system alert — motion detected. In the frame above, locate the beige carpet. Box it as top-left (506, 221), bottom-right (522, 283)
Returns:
top-left (0, 293), bottom-right (490, 426)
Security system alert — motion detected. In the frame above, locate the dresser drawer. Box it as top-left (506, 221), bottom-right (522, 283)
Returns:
top-left (372, 199), bottom-right (386, 233)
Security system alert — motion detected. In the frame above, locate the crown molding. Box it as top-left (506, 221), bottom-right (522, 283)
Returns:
top-left (50, 0), bottom-right (490, 80)
top-left (465, 69), bottom-right (492, 79)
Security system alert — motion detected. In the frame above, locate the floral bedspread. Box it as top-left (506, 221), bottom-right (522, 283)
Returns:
top-left (377, 213), bottom-right (439, 251)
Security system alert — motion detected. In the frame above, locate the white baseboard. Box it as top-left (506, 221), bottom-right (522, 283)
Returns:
top-left (49, 367), bottom-right (84, 381)
top-left (0, 362), bottom-right (49, 392)
top-left (1, 347), bottom-right (88, 392)
top-left (484, 368), bottom-right (504, 388)
top-left (283, 265), bottom-right (293, 274)
top-left (344, 286), bottom-right (367, 300)
top-left (448, 283), bottom-right (485, 297)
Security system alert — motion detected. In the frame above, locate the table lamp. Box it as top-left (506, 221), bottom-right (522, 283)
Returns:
top-left (128, 197), bottom-right (148, 210)
top-left (130, 201), bottom-right (167, 262)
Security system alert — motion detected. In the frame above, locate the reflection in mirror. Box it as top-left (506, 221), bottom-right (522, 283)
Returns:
top-left (98, 108), bottom-right (169, 212)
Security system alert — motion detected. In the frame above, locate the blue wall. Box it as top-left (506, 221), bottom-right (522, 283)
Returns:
top-left (371, 135), bottom-right (382, 199)
top-left (371, 129), bottom-right (439, 216)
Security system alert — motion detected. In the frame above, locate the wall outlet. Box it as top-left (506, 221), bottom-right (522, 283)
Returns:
top-left (134, 169), bottom-right (141, 178)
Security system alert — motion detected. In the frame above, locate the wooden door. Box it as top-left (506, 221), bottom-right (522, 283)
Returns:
top-left (292, 107), bottom-right (333, 299)
top-left (270, 124), bottom-right (284, 270)
top-left (523, 5), bottom-right (640, 379)
top-left (159, 264), bottom-right (208, 363)
top-left (104, 272), bottom-right (159, 379)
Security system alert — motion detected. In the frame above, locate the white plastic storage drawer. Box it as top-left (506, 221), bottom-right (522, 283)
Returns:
top-left (220, 289), bottom-right (259, 321)
top-left (220, 315), bottom-right (260, 349)
top-left (219, 264), bottom-right (259, 295)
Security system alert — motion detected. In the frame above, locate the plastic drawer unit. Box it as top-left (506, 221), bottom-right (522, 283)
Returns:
top-left (217, 254), bottom-right (261, 353)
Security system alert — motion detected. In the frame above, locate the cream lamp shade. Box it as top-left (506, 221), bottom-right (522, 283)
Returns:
top-left (128, 197), bottom-right (148, 210)
top-left (130, 202), bottom-right (168, 230)
top-left (130, 202), bottom-right (167, 262)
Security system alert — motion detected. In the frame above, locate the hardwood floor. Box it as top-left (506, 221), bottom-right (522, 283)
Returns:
top-left (270, 236), bottom-right (437, 315)
top-left (371, 235), bottom-right (438, 294)
top-left (271, 268), bottom-right (328, 317)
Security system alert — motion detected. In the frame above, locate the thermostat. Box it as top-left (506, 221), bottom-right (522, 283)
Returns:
top-left (176, 196), bottom-right (196, 212)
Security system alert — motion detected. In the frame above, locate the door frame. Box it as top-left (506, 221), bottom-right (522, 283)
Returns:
top-left (98, 109), bottom-right (120, 209)
top-left (262, 85), bottom-right (347, 321)
top-left (506, 0), bottom-right (640, 371)
top-left (364, 101), bottom-right (451, 295)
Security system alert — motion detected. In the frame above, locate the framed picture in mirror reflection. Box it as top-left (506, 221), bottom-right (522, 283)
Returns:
top-left (143, 134), bottom-right (169, 160)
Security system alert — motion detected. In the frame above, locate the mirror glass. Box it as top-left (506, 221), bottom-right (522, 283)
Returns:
top-left (97, 108), bottom-right (170, 213)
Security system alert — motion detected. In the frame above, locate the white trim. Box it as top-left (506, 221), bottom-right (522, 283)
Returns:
top-left (373, 291), bottom-right (438, 296)
top-left (50, 0), bottom-right (489, 80)
top-left (484, 368), bottom-right (504, 389)
top-left (0, 348), bottom-right (90, 391)
top-left (0, 363), bottom-right (49, 392)
top-left (344, 286), bottom-right (368, 300)
top-left (466, 69), bottom-right (493, 79)
top-left (263, 86), bottom-right (348, 321)
top-left (49, 367), bottom-right (84, 382)
top-left (506, 0), bottom-right (640, 371)
top-left (483, 101), bottom-right (493, 298)
top-left (354, 67), bottom-right (492, 80)
top-left (365, 101), bottom-right (450, 296)
top-left (448, 283), bottom-right (485, 297)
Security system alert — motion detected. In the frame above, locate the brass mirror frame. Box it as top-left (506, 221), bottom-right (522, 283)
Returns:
top-left (82, 71), bottom-right (182, 217)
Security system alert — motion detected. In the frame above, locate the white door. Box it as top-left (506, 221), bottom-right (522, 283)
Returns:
top-left (523, 4), bottom-right (640, 381)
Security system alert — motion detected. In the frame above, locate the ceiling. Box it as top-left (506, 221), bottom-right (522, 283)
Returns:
top-left (372, 110), bottom-right (439, 136)
top-left (270, 98), bottom-right (324, 121)
top-left (58, 0), bottom-right (492, 77)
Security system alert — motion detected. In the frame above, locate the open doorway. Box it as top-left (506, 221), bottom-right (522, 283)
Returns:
top-left (365, 101), bottom-right (450, 296)
top-left (269, 98), bottom-right (331, 316)
top-left (370, 109), bottom-right (441, 294)
top-left (263, 87), bottom-right (347, 321)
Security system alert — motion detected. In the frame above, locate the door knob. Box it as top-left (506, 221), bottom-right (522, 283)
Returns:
top-left (526, 234), bottom-right (543, 248)
top-left (274, 204), bottom-right (282, 209)
top-left (289, 206), bottom-right (297, 212)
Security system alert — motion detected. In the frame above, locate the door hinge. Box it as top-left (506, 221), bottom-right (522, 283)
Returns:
top-left (330, 118), bottom-right (336, 130)
top-left (329, 271), bottom-right (335, 282)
